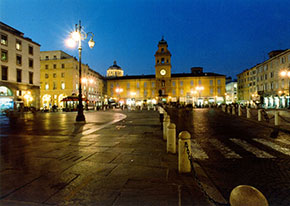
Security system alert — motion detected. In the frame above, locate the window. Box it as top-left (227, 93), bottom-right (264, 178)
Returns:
top-left (161, 58), bottom-right (164, 63)
top-left (144, 82), bottom-right (147, 88)
top-left (45, 65), bottom-right (48, 69)
top-left (1, 34), bottom-right (8, 45)
top-left (161, 48), bottom-right (164, 52)
top-left (53, 82), bottom-right (57, 90)
top-left (218, 88), bottom-right (221, 94)
top-left (152, 90), bottom-right (155, 96)
top-left (172, 89), bottom-right (176, 95)
top-left (1, 49), bottom-right (8, 61)
top-left (16, 69), bottom-right (22, 82)
top-left (53, 73), bottom-right (56, 78)
top-left (29, 72), bottom-right (33, 84)
top-left (61, 72), bottom-right (65, 78)
top-left (61, 82), bottom-right (65, 90)
top-left (180, 81), bottom-right (183, 86)
top-left (28, 45), bottom-right (33, 55)
top-left (61, 64), bottom-right (65, 68)
top-left (16, 55), bottom-right (22, 65)
top-left (16, 39), bottom-right (22, 50)
top-left (45, 73), bottom-right (49, 78)
top-left (264, 74), bottom-right (267, 80)
top-left (53, 64), bottom-right (56, 69)
top-left (217, 80), bottom-right (221, 85)
top-left (1, 66), bottom-right (8, 80)
top-left (45, 56), bottom-right (49, 60)
top-left (270, 72), bottom-right (274, 78)
top-left (29, 58), bottom-right (33, 68)
top-left (210, 88), bottom-right (213, 95)
top-left (53, 55), bottom-right (57, 59)
top-left (151, 82), bottom-right (155, 87)
top-left (45, 83), bottom-right (49, 90)
top-left (180, 89), bottom-right (184, 95)
top-left (210, 80), bottom-right (213, 86)
top-left (281, 56), bottom-right (286, 64)
top-left (172, 81), bottom-right (176, 87)
top-left (144, 90), bottom-right (148, 97)
top-left (137, 82), bottom-right (140, 88)
top-left (190, 80), bottom-right (193, 86)
top-left (198, 80), bottom-right (202, 85)
top-left (127, 83), bottom-right (130, 89)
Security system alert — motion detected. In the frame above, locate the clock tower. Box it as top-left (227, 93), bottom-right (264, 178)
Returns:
top-left (154, 37), bottom-right (171, 99)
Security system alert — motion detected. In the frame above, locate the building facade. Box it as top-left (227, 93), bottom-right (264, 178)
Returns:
top-left (237, 49), bottom-right (290, 108)
top-left (226, 81), bottom-right (237, 104)
top-left (0, 21), bottom-right (41, 111)
top-left (40, 50), bottom-right (104, 110)
top-left (106, 38), bottom-right (226, 107)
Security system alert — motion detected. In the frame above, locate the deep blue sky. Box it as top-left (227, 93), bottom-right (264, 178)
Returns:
top-left (1, 0), bottom-right (290, 79)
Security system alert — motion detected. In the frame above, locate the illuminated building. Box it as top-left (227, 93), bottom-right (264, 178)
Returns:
top-left (40, 51), bottom-right (104, 110)
top-left (237, 49), bottom-right (290, 108)
top-left (0, 21), bottom-right (40, 111)
top-left (106, 38), bottom-right (226, 107)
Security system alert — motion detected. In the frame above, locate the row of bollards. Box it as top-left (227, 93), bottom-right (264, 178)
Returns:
top-left (223, 105), bottom-right (280, 126)
top-left (161, 110), bottom-right (269, 206)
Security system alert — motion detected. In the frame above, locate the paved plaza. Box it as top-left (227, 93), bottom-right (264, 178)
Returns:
top-left (1, 108), bottom-right (290, 206)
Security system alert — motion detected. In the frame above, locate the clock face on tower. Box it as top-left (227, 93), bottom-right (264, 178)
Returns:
top-left (160, 69), bottom-right (166, 76)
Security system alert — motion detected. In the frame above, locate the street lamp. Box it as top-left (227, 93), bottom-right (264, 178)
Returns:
top-left (66, 21), bottom-right (95, 122)
top-left (280, 69), bottom-right (290, 108)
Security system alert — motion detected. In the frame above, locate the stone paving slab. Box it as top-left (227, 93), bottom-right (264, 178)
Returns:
top-left (0, 110), bottom-right (213, 205)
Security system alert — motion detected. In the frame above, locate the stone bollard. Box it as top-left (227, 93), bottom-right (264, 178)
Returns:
top-left (258, 109), bottom-right (262, 121)
top-left (153, 106), bottom-right (156, 111)
top-left (178, 131), bottom-right (191, 173)
top-left (103, 106), bottom-right (106, 111)
top-left (140, 105), bottom-right (143, 110)
top-left (232, 105), bottom-right (236, 115)
top-left (163, 115), bottom-right (170, 141)
top-left (275, 111), bottom-right (279, 126)
top-left (222, 105), bottom-right (225, 112)
top-left (167, 123), bottom-right (176, 154)
top-left (147, 106), bottom-right (150, 111)
top-left (247, 108), bottom-right (251, 118)
top-left (229, 185), bottom-right (268, 206)
top-left (238, 105), bottom-right (242, 116)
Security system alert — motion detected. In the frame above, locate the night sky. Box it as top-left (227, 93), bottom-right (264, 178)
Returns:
top-left (1, 0), bottom-right (290, 79)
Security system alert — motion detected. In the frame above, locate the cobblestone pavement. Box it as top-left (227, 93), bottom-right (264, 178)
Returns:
top-left (0, 110), bottom-right (211, 206)
top-left (167, 107), bottom-right (290, 206)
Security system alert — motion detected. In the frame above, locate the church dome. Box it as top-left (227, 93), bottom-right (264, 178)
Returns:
top-left (106, 61), bottom-right (124, 77)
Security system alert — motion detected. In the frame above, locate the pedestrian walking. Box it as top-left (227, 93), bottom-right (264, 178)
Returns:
top-left (158, 104), bottom-right (165, 129)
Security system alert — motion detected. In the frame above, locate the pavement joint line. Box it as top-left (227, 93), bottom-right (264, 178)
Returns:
top-left (0, 175), bottom-right (43, 200)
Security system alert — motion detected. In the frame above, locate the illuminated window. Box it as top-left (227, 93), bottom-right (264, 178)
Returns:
top-left (1, 49), bottom-right (8, 61)
top-left (1, 34), bottom-right (8, 45)
top-left (61, 82), bottom-right (65, 90)
top-left (45, 83), bottom-right (49, 90)
top-left (16, 39), bottom-right (22, 50)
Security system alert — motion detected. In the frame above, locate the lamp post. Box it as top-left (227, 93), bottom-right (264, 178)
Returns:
top-left (66, 21), bottom-right (95, 122)
top-left (280, 69), bottom-right (290, 108)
